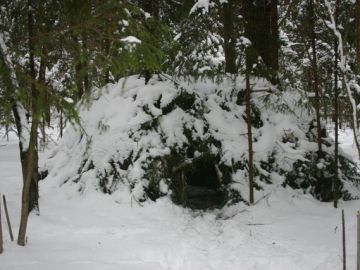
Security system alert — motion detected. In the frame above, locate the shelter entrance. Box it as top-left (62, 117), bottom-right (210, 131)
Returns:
top-left (184, 158), bottom-right (224, 210)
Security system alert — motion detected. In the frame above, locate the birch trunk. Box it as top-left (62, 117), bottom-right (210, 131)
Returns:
top-left (323, 0), bottom-right (360, 159)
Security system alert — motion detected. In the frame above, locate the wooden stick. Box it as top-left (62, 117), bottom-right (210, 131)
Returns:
top-left (3, 195), bottom-right (14, 241)
top-left (342, 209), bottom-right (346, 270)
top-left (0, 198), bottom-right (3, 254)
top-left (357, 211), bottom-right (360, 270)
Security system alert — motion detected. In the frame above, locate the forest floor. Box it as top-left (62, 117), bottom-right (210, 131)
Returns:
top-left (0, 129), bottom-right (360, 270)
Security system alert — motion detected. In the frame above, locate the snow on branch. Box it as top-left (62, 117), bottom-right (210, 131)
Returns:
top-left (120, 36), bottom-right (141, 44)
top-left (190, 0), bottom-right (215, 14)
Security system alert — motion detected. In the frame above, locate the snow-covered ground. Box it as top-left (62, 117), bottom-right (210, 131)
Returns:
top-left (329, 127), bottom-right (360, 163)
top-left (0, 130), bottom-right (360, 269)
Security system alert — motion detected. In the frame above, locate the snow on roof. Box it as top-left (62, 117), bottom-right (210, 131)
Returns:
top-left (43, 75), bottom-right (360, 202)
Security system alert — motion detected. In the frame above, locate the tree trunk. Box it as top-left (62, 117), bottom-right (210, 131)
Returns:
top-left (309, 0), bottom-right (323, 156)
top-left (357, 0), bottom-right (360, 65)
top-left (0, 6), bottom-right (39, 214)
top-left (0, 198), bottom-right (3, 254)
top-left (17, 116), bottom-right (39, 246)
top-left (39, 51), bottom-right (47, 150)
top-left (342, 209), bottom-right (346, 270)
top-left (17, 0), bottom-right (40, 246)
top-left (82, 33), bottom-right (90, 95)
top-left (140, 0), bottom-right (160, 84)
top-left (104, 35), bottom-right (111, 84)
top-left (8, 66), bottom-right (40, 215)
top-left (141, 0), bottom-right (159, 19)
top-left (75, 61), bottom-right (84, 100)
top-left (270, 0), bottom-right (279, 73)
top-left (222, 0), bottom-right (237, 74)
top-left (333, 2), bottom-right (339, 208)
top-left (243, 0), bottom-right (279, 80)
top-left (12, 104), bottom-right (38, 213)
top-left (27, 0), bottom-right (39, 214)
top-left (60, 109), bottom-right (63, 138)
top-left (5, 124), bottom-right (9, 141)
top-left (39, 51), bottom-right (50, 126)
top-left (73, 35), bottom-right (84, 100)
top-left (11, 95), bottom-right (39, 212)
top-left (246, 49), bottom-right (254, 205)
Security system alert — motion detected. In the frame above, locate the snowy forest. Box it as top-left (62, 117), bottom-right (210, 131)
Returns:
top-left (1, 0), bottom-right (360, 269)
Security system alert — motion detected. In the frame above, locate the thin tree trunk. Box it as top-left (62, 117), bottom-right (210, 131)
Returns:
top-left (357, 0), bottom-right (360, 65)
top-left (41, 119), bottom-right (46, 149)
top-left (140, 0), bottom-right (160, 84)
top-left (342, 209), bottom-right (346, 270)
top-left (357, 211), bottom-right (360, 270)
top-left (333, 2), bottom-right (339, 208)
top-left (39, 51), bottom-right (50, 126)
top-left (104, 36), bottom-right (111, 84)
top-left (243, 0), bottom-right (279, 81)
top-left (39, 52), bottom-right (47, 150)
top-left (27, 0), bottom-right (39, 214)
top-left (0, 198), bottom-right (3, 254)
top-left (73, 35), bottom-right (84, 100)
top-left (3, 195), bottom-right (14, 242)
top-left (82, 33), bottom-right (90, 95)
top-left (323, 92), bottom-right (328, 124)
top-left (141, 0), bottom-right (159, 18)
top-left (5, 124), bottom-right (9, 141)
top-left (309, 0), bottom-right (323, 156)
top-left (222, 0), bottom-right (236, 74)
top-left (270, 0), bottom-right (279, 73)
top-left (59, 109), bottom-right (63, 138)
top-left (153, 0), bottom-right (160, 20)
top-left (75, 61), bottom-right (84, 100)
top-left (246, 51), bottom-right (254, 204)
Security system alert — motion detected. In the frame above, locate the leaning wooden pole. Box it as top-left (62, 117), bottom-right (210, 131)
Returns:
top-left (3, 195), bottom-right (14, 241)
top-left (0, 197), bottom-right (3, 254)
top-left (357, 211), bottom-right (360, 270)
top-left (342, 209), bottom-right (346, 270)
